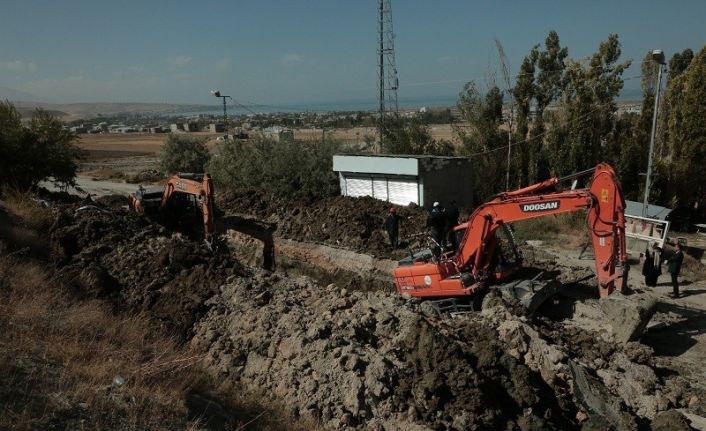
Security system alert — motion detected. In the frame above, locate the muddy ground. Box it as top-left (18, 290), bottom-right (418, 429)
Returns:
top-left (29, 191), bottom-right (706, 430)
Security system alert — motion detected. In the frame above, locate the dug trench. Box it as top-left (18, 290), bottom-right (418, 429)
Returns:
top-left (217, 214), bottom-right (396, 293)
top-left (43, 195), bottom-right (706, 430)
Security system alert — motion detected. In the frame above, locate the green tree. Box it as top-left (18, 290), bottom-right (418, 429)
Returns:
top-left (661, 45), bottom-right (706, 211)
top-left (512, 47), bottom-right (538, 186)
top-left (382, 116), bottom-right (452, 155)
top-left (659, 48), bottom-right (694, 159)
top-left (0, 101), bottom-right (84, 189)
top-left (615, 52), bottom-right (658, 201)
top-left (548, 34), bottom-right (630, 176)
top-left (159, 134), bottom-right (210, 174)
top-left (669, 48), bottom-right (694, 77)
top-left (456, 82), bottom-right (506, 202)
top-left (510, 31), bottom-right (568, 185)
top-left (208, 136), bottom-right (343, 199)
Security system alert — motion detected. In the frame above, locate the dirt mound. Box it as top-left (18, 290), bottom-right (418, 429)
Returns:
top-left (191, 274), bottom-right (579, 430)
top-left (217, 190), bottom-right (429, 258)
top-left (94, 194), bottom-right (128, 209)
top-left (49, 204), bottom-right (245, 341)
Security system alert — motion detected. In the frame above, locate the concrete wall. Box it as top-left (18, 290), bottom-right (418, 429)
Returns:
top-left (419, 158), bottom-right (472, 210)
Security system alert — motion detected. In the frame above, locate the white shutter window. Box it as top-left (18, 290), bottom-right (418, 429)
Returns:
top-left (345, 176), bottom-right (373, 198)
top-left (388, 179), bottom-right (418, 205)
top-left (372, 177), bottom-right (388, 201)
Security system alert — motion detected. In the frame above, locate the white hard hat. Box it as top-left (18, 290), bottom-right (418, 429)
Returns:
top-left (433, 202), bottom-right (440, 207)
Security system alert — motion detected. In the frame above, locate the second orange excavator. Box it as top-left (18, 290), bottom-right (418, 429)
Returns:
top-left (129, 173), bottom-right (215, 243)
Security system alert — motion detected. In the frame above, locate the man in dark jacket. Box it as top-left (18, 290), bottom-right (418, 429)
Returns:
top-left (384, 207), bottom-right (403, 249)
top-left (642, 243), bottom-right (662, 287)
top-left (666, 243), bottom-right (685, 298)
top-left (427, 202), bottom-right (446, 248)
top-left (446, 200), bottom-right (460, 251)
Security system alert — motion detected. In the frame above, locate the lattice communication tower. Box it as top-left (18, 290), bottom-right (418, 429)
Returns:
top-left (377, 0), bottom-right (399, 151)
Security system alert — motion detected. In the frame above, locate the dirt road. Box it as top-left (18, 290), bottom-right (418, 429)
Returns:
top-left (42, 176), bottom-right (136, 198)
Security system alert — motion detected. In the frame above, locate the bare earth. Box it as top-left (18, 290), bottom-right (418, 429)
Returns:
top-left (64, 137), bottom-right (706, 430)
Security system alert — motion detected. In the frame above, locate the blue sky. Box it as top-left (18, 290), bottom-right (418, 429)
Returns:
top-left (0, 0), bottom-right (704, 106)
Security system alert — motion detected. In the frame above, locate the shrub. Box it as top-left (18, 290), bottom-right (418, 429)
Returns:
top-left (0, 101), bottom-right (84, 189)
top-left (158, 134), bottom-right (210, 174)
top-left (208, 136), bottom-right (343, 199)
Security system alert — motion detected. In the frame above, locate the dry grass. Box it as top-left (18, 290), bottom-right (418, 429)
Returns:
top-left (0, 251), bottom-right (202, 430)
top-left (1, 187), bottom-right (53, 231)
top-left (0, 247), bottom-right (314, 430)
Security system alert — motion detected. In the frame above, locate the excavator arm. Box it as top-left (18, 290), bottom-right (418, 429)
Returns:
top-left (394, 163), bottom-right (628, 299)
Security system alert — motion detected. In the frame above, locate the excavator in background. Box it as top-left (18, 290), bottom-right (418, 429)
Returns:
top-left (129, 173), bottom-right (215, 244)
top-left (393, 163), bottom-right (655, 340)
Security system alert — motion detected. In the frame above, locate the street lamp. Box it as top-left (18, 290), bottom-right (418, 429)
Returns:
top-left (642, 49), bottom-right (666, 217)
top-left (211, 90), bottom-right (232, 140)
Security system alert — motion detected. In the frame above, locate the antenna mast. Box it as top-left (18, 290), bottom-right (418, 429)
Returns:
top-left (377, 0), bottom-right (398, 152)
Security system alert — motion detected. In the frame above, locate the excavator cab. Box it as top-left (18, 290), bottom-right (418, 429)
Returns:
top-left (130, 185), bottom-right (163, 214)
top-left (129, 173), bottom-right (215, 243)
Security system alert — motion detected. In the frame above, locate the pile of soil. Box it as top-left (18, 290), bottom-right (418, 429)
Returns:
top-left (49, 203), bottom-right (245, 341)
top-left (217, 190), bottom-right (430, 258)
top-left (191, 270), bottom-right (700, 430)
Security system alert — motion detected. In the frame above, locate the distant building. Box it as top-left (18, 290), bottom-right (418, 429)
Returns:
top-left (209, 123), bottom-right (225, 133)
top-left (183, 122), bottom-right (198, 132)
top-left (149, 126), bottom-right (165, 134)
top-left (263, 126), bottom-right (294, 142)
top-left (332, 154), bottom-right (473, 208)
top-left (70, 125), bottom-right (87, 134)
top-left (170, 123), bottom-right (184, 133)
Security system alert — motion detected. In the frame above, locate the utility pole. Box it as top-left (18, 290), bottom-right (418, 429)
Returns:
top-left (211, 90), bottom-right (232, 141)
top-left (495, 38), bottom-right (514, 191)
top-left (642, 50), bottom-right (666, 217)
top-left (377, 0), bottom-right (398, 153)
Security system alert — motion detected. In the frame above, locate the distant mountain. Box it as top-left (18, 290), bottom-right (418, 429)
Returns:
top-left (0, 86), bottom-right (51, 103)
top-left (7, 102), bottom-right (209, 120)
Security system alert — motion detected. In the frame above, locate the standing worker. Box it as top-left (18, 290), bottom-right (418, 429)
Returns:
top-left (427, 202), bottom-right (446, 249)
top-left (384, 207), bottom-right (403, 249)
top-left (665, 243), bottom-right (685, 298)
top-left (642, 242), bottom-right (662, 287)
top-left (446, 200), bottom-right (460, 251)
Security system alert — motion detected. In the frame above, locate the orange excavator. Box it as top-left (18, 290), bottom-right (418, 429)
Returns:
top-left (129, 173), bottom-right (215, 243)
top-left (393, 163), bottom-right (631, 312)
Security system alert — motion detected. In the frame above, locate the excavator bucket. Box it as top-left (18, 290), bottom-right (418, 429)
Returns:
top-left (600, 293), bottom-right (658, 342)
top-left (496, 273), bottom-right (561, 314)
